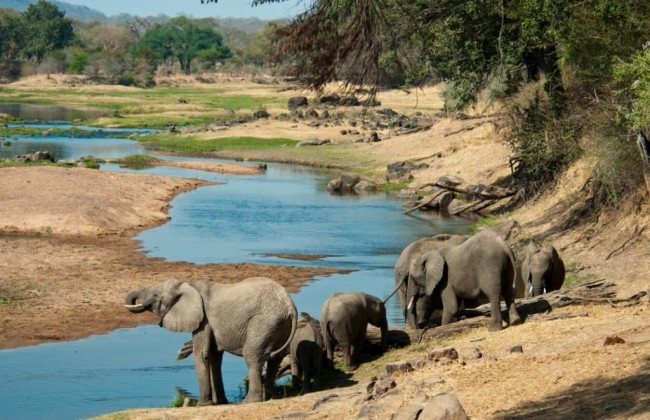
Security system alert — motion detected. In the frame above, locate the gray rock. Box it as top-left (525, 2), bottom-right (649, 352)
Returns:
top-left (297, 138), bottom-right (332, 147)
top-left (353, 180), bottom-right (376, 192)
top-left (288, 96), bottom-right (308, 109)
top-left (418, 393), bottom-right (468, 420)
top-left (427, 346), bottom-right (458, 361)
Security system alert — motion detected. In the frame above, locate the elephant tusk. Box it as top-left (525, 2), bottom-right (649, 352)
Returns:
top-left (407, 296), bottom-right (415, 311)
top-left (124, 303), bottom-right (144, 310)
top-left (543, 287), bottom-right (547, 294)
top-left (528, 286), bottom-right (533, 296)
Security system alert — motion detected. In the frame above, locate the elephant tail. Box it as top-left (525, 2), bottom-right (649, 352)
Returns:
top-left (384, 275), bottom-right (406, 304)
top-left (269, 298), bottom-right (298, 360)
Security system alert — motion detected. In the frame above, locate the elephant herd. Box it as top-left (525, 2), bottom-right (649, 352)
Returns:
top-left (124, 227), bottom-right (564, 406)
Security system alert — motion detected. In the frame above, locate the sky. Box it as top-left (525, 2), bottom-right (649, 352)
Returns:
top-left (61, 0), bottom-right (308, 20)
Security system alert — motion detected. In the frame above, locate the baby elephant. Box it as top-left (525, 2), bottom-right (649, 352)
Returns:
top-left (320, 292), bottom-right (388, 372)
top-left (290, 312), bottom-right (325, 395)
top-left (522, 241), bottom-right (566, 297)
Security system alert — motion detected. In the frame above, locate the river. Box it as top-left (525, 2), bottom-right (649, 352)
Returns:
top-left (0, 119), bottom-right (473, 419)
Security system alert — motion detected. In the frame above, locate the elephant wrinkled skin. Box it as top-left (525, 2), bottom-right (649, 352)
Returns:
top-left (393, 234), bottom-right (470, 328)
top-left (408, 229), bottom-right (521, 331)
top-left (320, 292), bottom-right (388, 371)
top-left (125, 277), bottom-right (297, 405)
top-left (522, 241), bottom-right (566, 297)
top-left (290, 312), bottom-right (325, 395)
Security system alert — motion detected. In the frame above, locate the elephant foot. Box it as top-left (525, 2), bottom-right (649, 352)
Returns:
top-left (488, 323), bottom-right (504, 332)
top-left (510, 316), bottom-right (523, 326)
top-left (196, 399), bottom-right (214, 407)
top-left (345, 364), bottom-right (359, 372)
top-left (244, 393), bottom-right (263, 404)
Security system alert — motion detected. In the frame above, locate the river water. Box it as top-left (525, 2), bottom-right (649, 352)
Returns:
top-left (0, 123), bottom-right (473, 419)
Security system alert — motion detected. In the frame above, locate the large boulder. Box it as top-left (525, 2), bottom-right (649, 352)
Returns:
top-left (288, 96), bottom-right (309, 110)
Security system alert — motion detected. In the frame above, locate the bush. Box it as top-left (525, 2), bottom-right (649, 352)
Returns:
top-left (507, 91), bottom-right (581, 196)
top-left (69, 50), bottom-right (88, 74)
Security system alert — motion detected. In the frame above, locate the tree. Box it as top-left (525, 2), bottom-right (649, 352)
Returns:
top-left (0, 9), bottom-right (25, 61)
top-left (135, 16), bottom-right (231, 74)
top-left (23, 0), bottom-right (74, 61)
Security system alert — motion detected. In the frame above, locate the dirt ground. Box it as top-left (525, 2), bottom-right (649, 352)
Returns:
top-left (2, 75), bottom-right (649, 419)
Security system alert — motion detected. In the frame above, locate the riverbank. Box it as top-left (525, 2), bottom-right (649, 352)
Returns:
top-left (1, 75), bottom-right (649, 418)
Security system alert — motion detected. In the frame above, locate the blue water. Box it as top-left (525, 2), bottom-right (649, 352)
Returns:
top-left (0, 128), bottom-right (473, 420)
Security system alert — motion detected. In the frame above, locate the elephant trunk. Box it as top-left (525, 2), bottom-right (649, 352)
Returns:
top-left (124, 289), bottom-right (153, 313)
top-left (530, 272), bottom-right (547, 296)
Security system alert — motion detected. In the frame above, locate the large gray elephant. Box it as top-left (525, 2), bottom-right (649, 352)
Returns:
top-left (393, 234), bottom-right (470, 328)
top-left (408, 229), bottom-right (521, 331)
top-left (320, 292), bottom-right (388, 371)
top-left (522, 241), bottom-right (565, 297)
top-left (290, 312), bottom-right (324, 395)
top-left (124, 277), bottom-right (297, 405)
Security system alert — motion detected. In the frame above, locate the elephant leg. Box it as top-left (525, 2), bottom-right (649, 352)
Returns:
top-left (211, 350), bottom-right (228, 404)
top-left (503, 284), bottom-right (522, 327)
top-left (192, 327), bottom-right (216, 406)
top-left (351, 340), bottom-right (364, 368)
top-left (440, 288), bottom-right (459, 326)
top-left (341, 343), bottom-right (357, 371)
top-left (488, 297), bottom-right (504, 331)
top-left (300, 362), bottom-right (311, 395)
top-left (263, 356), bottom-right (282, 401)
top-left (243, 358), bottom-right (264, 403)
top-left (290, 356), bottom-right (302, 391)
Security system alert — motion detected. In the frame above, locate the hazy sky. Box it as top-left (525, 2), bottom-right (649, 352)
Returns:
top-left (61, 0), bottom-right (308, 20)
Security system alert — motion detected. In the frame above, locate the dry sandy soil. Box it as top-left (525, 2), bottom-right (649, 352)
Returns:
top-left (1, 75), bottom-right (649, 419)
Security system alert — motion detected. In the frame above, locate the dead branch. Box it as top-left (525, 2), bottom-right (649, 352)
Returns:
top-left (417, 182), bottom-right (518, 200)
top-left (404, 190), bottom-right (446, 214)
top-left (605, 224), bottom-right (646, 260)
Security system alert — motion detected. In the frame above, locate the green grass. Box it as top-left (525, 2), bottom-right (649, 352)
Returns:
top-left (138, 133), bottom-right (298, 153)
top-left (378, 180), bottom-right (411, 192)
top-left (117, 154), bottom-right (161, 167)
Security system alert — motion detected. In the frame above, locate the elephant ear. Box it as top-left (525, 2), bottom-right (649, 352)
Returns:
top-left (422, 250), bottom-right (445, 296)
top-left (162, 282), bottom-right (205, 333)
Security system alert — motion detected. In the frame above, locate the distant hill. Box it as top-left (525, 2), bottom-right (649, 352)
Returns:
top-left (0, 0), bottom-right (107, 21)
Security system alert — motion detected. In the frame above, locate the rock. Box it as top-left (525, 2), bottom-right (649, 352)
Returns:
top-left (427, 346), bottom-right (458, 361)
top-left (252, 109), bottom-right (270, 119)
top-left (385, 361), bottom-right (414, 375)
top-left (458, 348), bottom-right (482, 360)
top-left (288, 96), bottom-right (308, 109)
top-left (604, 335), bottom-right (626, 346)
top-left (368, 131), bottom-right (381, 142)
top-left (312, 393), bottom-right (339, 410)
top-left (366, 376), bottom-right (397, 399)
top-left (510, 345), bottom-right (524, 353)
top-left (320, 110), bottom-right (330, 119)
top-left (353, 180), bottom-right (376, 193)
top-left (327, 174), bottom-right (361, 194)
top-left (436, 175), bottom-right (464, 187)
top-left (419, 393), bottom-right (469, 420)
top-left (339, 96), bottom-right (360, 106)
top-left (319, 94), bottom-right (340, 104)
top-left (297, 138), bottom-right (332, 147)
top-left (392, 393), bottom-right (430, 420)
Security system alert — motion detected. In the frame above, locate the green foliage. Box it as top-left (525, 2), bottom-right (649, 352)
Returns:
top-left (117, 154), bottom-right (161, 169)
top-left (79, 156), bottom-right (101, 169)
top-left (23, 0), bottom-right (74, 61)
top-left (508, 92), bottom-right (581, 196)
top-left (135, 16), bottom-right (231, 74)
top-left (68, 50), bottom-right (88, 74)
top-left (614, 46), bottom-right (650, 132)
top-left (139, 133), bottom-right (297, 153)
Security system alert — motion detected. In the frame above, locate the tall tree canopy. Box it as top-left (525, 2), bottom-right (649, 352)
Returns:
top-left (136, 16), bottom-right (231, 74)
top-left (23, 0), bottom-right (74, 61)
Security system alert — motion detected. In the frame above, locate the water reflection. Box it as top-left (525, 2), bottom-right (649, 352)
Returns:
top-left (0, 127), bottom-right (474, 419)
top-left (0, 103), bottom-right (107, 122)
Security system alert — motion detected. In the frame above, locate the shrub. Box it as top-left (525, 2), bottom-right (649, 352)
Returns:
top-left (507, 91), bottom-right (581, 196)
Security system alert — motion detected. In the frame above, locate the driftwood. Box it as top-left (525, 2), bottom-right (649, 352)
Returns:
top-left (418, 182), bottom-right (518, 201)
top-left (404, 190), bottom-right (453, 214)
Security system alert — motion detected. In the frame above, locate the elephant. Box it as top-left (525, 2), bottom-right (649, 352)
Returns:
top-left (320, 292), bottom-right (388, 371)
top-left (393, 234), bottom-right (470, 328)
top-left (124, 277), bottom-right (297, 405)
top-left (408, 229), bottom-right (522, 331)
top-left (522, 241), bottom-right (565, 297)
top-left (290, 312), bottom-right (325, 395)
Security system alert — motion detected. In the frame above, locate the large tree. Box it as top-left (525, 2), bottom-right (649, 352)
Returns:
top-left (23, 0), bottom-right (74, 61)
top-left (136, 16), bottom-right (231, 74)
